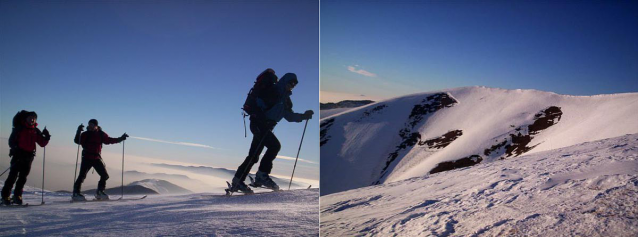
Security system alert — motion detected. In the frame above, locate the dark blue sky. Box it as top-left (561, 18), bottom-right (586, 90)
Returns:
top-left (321, 0), bottom-right (638, 101)
top-left (1, 1), bottom-right (319, 182)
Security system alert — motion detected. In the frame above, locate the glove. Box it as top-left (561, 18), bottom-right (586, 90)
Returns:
top-left (77, 124), bottom-right (85, 132)
top-left (302, 110), bottom-right (314, 120)
top-left (9, 148), bottom-right (14, 157)
top-left (120, 133), bottom-right (129, 141)
top-left (42, 127), bottom-right (51, 140)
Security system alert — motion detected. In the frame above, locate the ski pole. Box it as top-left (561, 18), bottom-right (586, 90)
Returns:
top-left (121, 140), bottom-right (125, 199)
top-left (242, 112), bottom-right (248, 138)
top-left (73, 125), bottom-right (82, 192)
top-left (41, 146), bottom-right (46, 204)
top-left (0, 167), bottom-right (9, 177)
top-left (288, 119), bottom-right (309, 190)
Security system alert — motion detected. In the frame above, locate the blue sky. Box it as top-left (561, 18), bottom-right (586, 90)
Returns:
top-left (321, 0), bottom-right (638, 102)
top-left (0, 1), bottom-right (319, 191)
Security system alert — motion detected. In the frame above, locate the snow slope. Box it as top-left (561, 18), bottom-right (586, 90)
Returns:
top-left (320, 87), bottom-right (638, 195)
top-left (321, 134), bottom-right (638, 236)
top-left (0, 188), bottom-right (319, 236)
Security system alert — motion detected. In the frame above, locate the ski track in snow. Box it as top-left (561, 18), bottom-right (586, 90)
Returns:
top-left (321, 134), bottom-right (638, 236)
top-left (0, 189), bottom-right (319, 236)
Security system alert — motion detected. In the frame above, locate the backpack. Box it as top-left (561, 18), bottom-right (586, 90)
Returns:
top-left (242, 68), bottom-right (278, 115)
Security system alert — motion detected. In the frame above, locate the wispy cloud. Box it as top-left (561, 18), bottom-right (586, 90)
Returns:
top-left (131, 136), bottom-right (221, 150)
top-left (276, 155), bottom-right (318, 165)
top-left (347, 65), bottom-right (377, 77)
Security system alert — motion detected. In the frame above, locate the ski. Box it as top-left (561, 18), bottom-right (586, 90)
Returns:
top-left (0, 203), bottom-right (29, 208)
top-left (224, 181), bottom-right (257, 196)
top-left (70, 195), bottom-right (147, 203)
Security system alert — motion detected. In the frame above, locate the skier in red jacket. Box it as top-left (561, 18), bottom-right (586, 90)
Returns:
top-left (72, 119), bottom-right (127, 201)
top-left (2, 110), bottom-right (50, 205)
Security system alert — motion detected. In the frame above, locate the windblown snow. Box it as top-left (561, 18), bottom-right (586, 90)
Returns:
top-left (0, 187), bottom-right (319, 236)
top-left (320, 86), bottom-right (638, 195)
top-left (321, 134), bottom-right (638, 236)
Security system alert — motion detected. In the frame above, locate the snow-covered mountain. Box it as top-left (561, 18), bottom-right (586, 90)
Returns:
top-left (83, 179), bottom-right (190, 195)
top-left (321, 87), bottom-right (638, 195)
top-left (128, 179), bottom-right (192, 194)
top-left (321, 134), bottom-right (638, 236)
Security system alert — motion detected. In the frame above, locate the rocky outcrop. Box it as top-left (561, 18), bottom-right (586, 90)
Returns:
top-left (377, 93), bottom-right (458, 183)
top-left (320, 118), bottom-right (335, 147)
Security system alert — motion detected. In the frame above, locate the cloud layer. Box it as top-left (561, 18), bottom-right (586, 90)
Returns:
top-left (347, 65), bottom-right (377, 77)
top-left (131, 136), bottom-right (220, 149)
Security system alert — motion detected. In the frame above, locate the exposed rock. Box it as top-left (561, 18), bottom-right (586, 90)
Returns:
top-left (430, 155), bottom-right (483, 174)
top-left (321, 118), bottom-right (335, 147)
top-left (377, 93), bottom-right (458, 182)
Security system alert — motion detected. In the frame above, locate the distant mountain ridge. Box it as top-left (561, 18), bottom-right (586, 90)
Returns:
top-left (320, 86), bottom-right (638, 195)
top-left (320, 100), bottom-right (375, 110)
top-left (83, 179), bottom-right (190, 195)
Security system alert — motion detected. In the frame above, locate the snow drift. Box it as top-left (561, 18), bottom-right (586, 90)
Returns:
top-left (321, 134), bottom-right (638, 236)
top-left (320, 86), bottom-right (638, 195)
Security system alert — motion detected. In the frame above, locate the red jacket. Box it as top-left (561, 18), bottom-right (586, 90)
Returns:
top-left (74, 130), bottom-right (121, 160)
top-left (8, 125), bottom-right (49, 154)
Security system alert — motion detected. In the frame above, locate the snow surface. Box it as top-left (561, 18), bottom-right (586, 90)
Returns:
top-left (0, 187), bottom-right (319, 236)
top-left (321, 134), bottom-right (638, 236)
top-left (320, 86), bottom-right (638, 195)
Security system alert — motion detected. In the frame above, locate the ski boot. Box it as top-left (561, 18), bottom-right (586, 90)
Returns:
top-left (229, 177), bottom-right (254, 195)
top-left (1, 196), bottom-right (11, 206)
top-left (72, 192), bottom-right (87, 201)
top-left (11, 195), bottom-right (22, 205)
top-left (95, 190), bottom-right (109, 200)
top-left (254, 171), bottom-right (280, 191)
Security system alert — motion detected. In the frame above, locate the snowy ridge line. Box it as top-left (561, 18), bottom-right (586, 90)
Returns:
top-left (320, 86), bottom-right (638, 195)
top-left (321, 133), bottom-right (638, 236)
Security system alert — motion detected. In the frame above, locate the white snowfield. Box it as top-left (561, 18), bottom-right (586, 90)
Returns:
top-left (0, 188), bottom-right (319, 236)
top-left (320, 86), bottom-right (638, 195)
top-left (321, 134), bottom-right (638, 236)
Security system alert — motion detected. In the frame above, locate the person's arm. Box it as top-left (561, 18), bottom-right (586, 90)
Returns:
top-left (283, 97), bottom-right (305, 122)
top-left (74, 124), bottom-right (84, 145)
top-left (35, 128), bottom-right (50, 147)
top-left (102, 132), bottom-right (128, 144)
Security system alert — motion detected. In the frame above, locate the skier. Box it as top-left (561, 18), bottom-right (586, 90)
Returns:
top-left (231, 72), bottom-right (314, 193)
top-left (2, 111), bottom-right (50, 205)
top-left (72, 119), bottom-right (128, 201)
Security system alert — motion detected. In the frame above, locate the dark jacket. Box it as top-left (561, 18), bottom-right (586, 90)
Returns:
top-left (8, 125), bottom-right (49, 155)
top-left (256, 73), bottom-right (304, 123)
top-left (74, 128), bottom-right (122, 160)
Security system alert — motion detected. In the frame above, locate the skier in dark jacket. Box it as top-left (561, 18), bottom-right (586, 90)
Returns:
top-left (2, 111), bottom-right (50, 205)
top-left (231, 72), bottom-right (314, 193)
top-left (72, 119), bottom-right (128, 201)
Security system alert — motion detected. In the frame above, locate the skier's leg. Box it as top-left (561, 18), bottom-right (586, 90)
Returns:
top-left (93, 159), bottom-right (109, 192)
top-left (1, 157), bottom-right (21, 199)
top-left (73, 158), bottom-right (92, 193)
top-left (236, 121), bottom-right (267, 181)
top-left (13, 156), bottom-right (35, 197)
top-left (258, 131), bottom-right (280, 174)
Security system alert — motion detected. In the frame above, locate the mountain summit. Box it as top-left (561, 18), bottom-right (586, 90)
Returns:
top-left (320, 86), bottom-right (638, 195)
